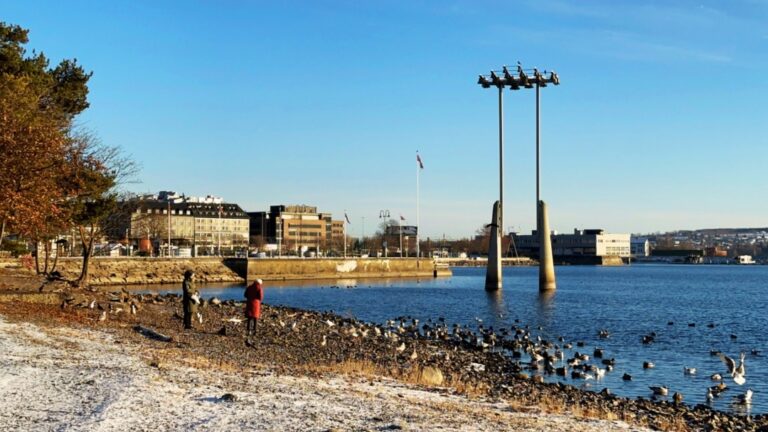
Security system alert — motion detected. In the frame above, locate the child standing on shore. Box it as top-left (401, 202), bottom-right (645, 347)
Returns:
top-left (244, 278), bottom-right (263, 337)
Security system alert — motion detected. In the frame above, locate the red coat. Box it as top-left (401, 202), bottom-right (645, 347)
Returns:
top-left (244, 281), bottom-right (263, 319)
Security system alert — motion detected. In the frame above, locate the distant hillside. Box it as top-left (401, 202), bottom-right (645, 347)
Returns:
top-left (692, 227), bottom-right (768, 235)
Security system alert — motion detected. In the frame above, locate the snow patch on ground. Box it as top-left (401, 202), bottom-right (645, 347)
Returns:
top-left (0, 316), bottom-right (650, 431)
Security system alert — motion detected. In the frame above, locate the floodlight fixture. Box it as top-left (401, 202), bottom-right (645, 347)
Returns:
top-left (549, 71), bottom-right (560, 85)
top-left (478, 75), bottom-right (491, 88)
top-left (490, 70), bottom-right (505, 88)
top-left (534, 68), bottom-right (547, 87)
top-left (503, 66), bottom-right (520, 90)
top-left (519, 68), bottom-right (533, 89)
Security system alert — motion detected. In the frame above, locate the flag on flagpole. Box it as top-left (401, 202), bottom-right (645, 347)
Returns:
top-left (416, 153), bottom-right (424, 169)
top-left (344, 212), bottom-right (351, 224)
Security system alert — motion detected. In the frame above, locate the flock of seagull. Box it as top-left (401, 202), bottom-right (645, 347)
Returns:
top-left (330, 314), bottom-right (757, 410)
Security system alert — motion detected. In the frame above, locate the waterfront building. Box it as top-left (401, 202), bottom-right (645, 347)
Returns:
top-left (630, 237), bottom-right (650, 257)
top-left (110, 191), bottom-right (249, 256)
top-left (513, 228), bottom-right (631, 264)
top-left (248, 205), bottom-right (345, 255)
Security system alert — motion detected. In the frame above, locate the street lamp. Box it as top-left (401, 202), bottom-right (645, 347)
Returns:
top-left (379, 210), bottom-right (390, 257)
top-left (477, 63), bottom-right (560, 291)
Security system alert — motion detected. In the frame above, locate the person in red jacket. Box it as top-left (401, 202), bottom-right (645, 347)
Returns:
top-left (244, 278), bottom-right (263, 336)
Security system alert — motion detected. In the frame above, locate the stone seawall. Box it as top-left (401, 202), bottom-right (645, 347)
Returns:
top-left (0, 257), bottom-right (450, 285)
top-left (24, 257), bottom-right (247, 286)
top-left (248, 258), bottom-right (450, 282)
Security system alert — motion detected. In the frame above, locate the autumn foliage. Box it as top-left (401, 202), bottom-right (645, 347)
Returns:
top-left (1, 22), bottom-right (131, 285)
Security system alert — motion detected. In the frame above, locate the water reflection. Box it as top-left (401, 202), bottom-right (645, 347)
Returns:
top-left (485, 289), bottom-right (506, 327)
top-left (537, 290), bottom-right (556, 327)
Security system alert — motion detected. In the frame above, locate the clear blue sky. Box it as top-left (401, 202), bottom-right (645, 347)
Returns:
top-left (4, 0), bottom-right (767, 239)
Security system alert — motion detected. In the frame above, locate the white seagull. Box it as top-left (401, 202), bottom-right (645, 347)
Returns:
top-left (719, 352), bottom-right (746, 385)
top-left (736, 389), bottom-right (753, 404)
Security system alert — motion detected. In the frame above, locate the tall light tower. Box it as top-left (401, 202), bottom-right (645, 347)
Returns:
top-left (478, 64), bottom-right (560, 291)
top-left (379, 209), bottom-right (390, 257)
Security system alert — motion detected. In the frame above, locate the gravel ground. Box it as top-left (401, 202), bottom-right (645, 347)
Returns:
top-left (0, 315), bottom-right (649, 432)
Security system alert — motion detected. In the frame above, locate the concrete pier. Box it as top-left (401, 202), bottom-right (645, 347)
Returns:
top-left (485, 201), bottom-right (502, 291)
top-left (538, 200), bottom-right (556, 291)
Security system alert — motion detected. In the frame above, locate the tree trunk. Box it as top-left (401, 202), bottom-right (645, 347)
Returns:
top-left (78, 225), bottom-right (93, 287)
top-left (0, 218), bottom-right (6, 249)
top-left (51, 244), bottom-right (60, 275)
top-left (34, 242), bottom-right (41, 274)
top-left (43, 241), bottom-right (50, 275)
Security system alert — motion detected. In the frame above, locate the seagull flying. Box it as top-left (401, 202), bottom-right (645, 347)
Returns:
top-left (719, 352), bottom-right (746, 385)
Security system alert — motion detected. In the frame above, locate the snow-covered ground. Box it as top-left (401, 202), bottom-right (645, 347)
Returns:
top-left (0, 316), bottom-right (649, 431)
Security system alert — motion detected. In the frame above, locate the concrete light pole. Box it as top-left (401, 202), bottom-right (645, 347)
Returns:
top-left (478, 64), bottom-right (560, 291)
top-left (534, 69), bottom-right (559, 291)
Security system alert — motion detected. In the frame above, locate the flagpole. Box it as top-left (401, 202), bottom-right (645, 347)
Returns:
top-left (343, 210), bottom-right (347, 258)
top-left (416, 152), bottom-right (420, 258)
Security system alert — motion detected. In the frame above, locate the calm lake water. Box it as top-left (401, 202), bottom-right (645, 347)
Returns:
top-left (134, 264), bottom-right (768, 414)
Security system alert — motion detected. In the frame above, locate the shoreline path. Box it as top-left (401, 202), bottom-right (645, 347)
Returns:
top-left (0, 315), bottom-right (647, 432)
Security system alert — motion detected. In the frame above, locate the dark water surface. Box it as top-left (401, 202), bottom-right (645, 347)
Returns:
top-left (133, 264), bottom-right (768, 414)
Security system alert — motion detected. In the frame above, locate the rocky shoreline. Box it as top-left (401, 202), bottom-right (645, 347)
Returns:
top-left (0, 281), bottom-right (764, 431)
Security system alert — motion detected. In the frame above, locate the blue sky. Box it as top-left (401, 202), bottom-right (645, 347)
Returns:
top-left (3, 0), bottom-right (767, 238)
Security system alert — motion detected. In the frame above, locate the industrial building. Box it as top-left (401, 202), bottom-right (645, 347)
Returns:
top-left (513, 228), bottom-right (631, 264)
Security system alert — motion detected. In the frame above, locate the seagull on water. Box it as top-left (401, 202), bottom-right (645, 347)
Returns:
top-left (719, 352), bottom-right (746, 385)
top-left (649, 386), bottom-right (669, 396)
top-left (736, 389), bottom-right (753, 404)
top-left (684, 367), bottom-right (697, 375)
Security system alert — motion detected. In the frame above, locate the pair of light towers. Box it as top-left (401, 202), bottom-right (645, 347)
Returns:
top-left (478, 63), bottom-right (560, 292)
